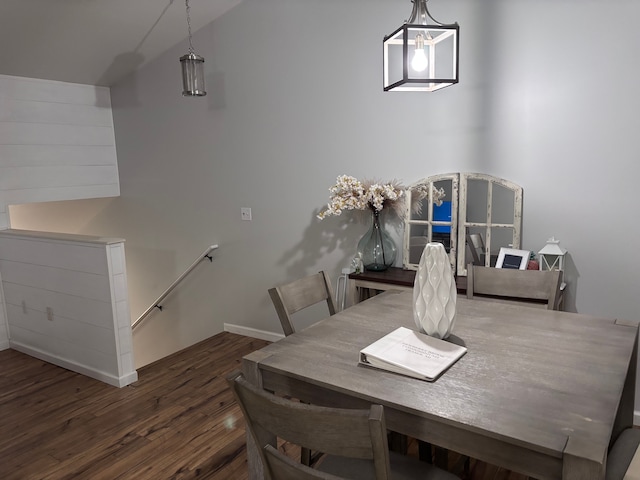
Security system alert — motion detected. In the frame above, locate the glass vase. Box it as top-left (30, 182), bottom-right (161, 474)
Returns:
top-left (357, 210), bottom-right (397, 272)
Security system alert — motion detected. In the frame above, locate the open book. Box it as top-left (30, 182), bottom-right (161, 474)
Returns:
top-left (359, 327), bottom-right (467, 381)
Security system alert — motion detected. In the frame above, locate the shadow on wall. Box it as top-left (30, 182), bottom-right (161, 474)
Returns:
top-left (277, 209), bottom-right (359, 279)
top-left (95, 52), bottom-right (145, 108)
top-left (206, 71), bottom-right (226, 110)
top-left (94, 0), bottom-right (179, 106)
top-left (277, 209), bottom-right (405, 280)
top-left (562, 253), bottom-right (579, 313)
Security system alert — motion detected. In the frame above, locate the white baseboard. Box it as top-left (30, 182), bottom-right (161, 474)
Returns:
top-left (0, 339), bottom-right (9, 351)
top-left (634, 410), bottom-right (640, 426)
top-left (224, 323), bottom-right (284, 343)
top-left (9, 340), bottom-right (138, 388)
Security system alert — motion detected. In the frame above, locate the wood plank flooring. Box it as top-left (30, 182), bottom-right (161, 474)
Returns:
top-left (0, 332), bottom-right (527, 479)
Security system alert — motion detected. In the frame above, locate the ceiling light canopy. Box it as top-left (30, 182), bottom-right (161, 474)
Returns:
top-left (383, 0), bottom-right (459, 92)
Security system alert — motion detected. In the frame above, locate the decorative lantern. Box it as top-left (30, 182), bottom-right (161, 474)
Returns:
top-left (383, 0), bottom-right (459, 92)
top-left (538, 237), bottom-right (567, 272)
top-left (180, 0), bottom-right (206, 97)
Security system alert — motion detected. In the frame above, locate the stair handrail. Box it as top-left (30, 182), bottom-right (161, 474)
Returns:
top-left (132, 244), bottom-right (219, 330)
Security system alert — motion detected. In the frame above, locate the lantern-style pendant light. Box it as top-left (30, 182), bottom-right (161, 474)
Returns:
top-left (383, 0), bottom-right (459, 92)
top-left (180, 0), bottom-right (206, 96)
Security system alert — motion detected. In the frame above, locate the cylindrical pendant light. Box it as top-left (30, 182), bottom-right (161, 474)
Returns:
top-left (180, 0), bottom-right (206, 97)
top-left (180, 52), bottom-right (206, 96)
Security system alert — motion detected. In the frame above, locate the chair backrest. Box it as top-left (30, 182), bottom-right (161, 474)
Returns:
top-left (268, 271), bottom-right (338, 336)
top-left (409, 236), bottom-right (429, 264)
top-left (466, 234), bottom-right (485, 266)
top-left (467, 264), bottom-right (562, 310)
top-left (227, 370), bottom-right (391, 480)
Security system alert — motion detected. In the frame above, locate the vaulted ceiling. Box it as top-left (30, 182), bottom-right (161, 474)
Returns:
top-left (0, 0), bottom-right (241, 87)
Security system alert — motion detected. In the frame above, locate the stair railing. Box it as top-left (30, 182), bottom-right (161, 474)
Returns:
top-left (132, 244), bottom-right (219, 330)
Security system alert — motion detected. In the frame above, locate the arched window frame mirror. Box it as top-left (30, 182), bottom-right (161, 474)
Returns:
top-left (403, 173), bottom-right (523, 277)
top-left (456, 173), bottom-right (523, 276)
top-left (403, 173), bottom-right (459, 272)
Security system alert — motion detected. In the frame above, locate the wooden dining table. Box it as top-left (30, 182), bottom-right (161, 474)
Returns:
top-left (242, 290), bottom-right (638, 479)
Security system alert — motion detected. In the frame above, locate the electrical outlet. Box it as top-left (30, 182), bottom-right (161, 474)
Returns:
top-left (241, 207), bottom-right (252, 221)
top-left (46, 307), bottom-right (54, 321)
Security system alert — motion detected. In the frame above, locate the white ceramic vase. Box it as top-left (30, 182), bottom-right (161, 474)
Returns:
top-left (413, 242), bottom-right (457, 339)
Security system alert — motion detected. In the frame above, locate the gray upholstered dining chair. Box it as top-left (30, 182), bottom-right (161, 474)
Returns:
top-left (466, 264), bottom-right (563, 310)
top-left (227, 370), bottom-right (459, 480)
top-left (268, 271), bottom-right (338, 336)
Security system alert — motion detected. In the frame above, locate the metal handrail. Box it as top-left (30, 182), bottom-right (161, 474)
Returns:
top-left (132, 244), bottom-right (219, 330)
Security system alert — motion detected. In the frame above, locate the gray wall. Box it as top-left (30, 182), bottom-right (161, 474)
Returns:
top-left (10, 0), bottom-right (640, 368)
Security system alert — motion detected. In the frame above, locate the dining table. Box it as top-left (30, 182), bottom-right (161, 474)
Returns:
top-left (242, 289), bottom-right (638, 479)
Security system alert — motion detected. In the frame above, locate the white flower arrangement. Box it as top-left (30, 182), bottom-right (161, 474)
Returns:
top-left (317, 175), bottom-right (445, 220)
top-left (317, 175), bottom-right (406, 220)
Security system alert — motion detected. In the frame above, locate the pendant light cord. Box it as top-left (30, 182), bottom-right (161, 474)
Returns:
top-left (185, 0), bottom-right (195, 54)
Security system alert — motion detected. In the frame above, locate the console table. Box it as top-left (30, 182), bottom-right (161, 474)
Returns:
top-left (347, 267), bottom-right (565, 311)
top-left (347, 267), bottom-right (467, 306)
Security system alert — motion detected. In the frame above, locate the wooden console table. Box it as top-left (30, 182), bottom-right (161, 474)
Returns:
top-left (347, 267), bottom-right (467, 306)
top-left (348, 267), bottom-right (564, 310)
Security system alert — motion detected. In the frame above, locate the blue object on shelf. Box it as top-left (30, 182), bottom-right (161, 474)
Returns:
top-left (433, 201), bottom-right (452, 233)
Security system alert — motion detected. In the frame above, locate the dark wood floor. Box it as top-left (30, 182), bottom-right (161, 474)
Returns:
top-left (0, 332), bottom-right (527, 479)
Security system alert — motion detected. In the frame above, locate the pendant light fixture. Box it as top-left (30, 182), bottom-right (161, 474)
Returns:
top-left (180, 0), bottom-right (206, 96)
top-left (383, 0), bottom-right (459, 92)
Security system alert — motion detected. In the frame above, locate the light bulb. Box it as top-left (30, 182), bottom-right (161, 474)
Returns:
top-left (411, 33), bottom-right (428, 72)
top-left (411, 49), bottom-right (428, 72)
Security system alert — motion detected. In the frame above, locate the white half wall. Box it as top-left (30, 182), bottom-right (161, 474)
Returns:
top-left (0, 74), bottom-right (122, 368)
top-left (0, 229), bottom-right (137, 387)
top-left (0, 267), bottom-right (8, 350)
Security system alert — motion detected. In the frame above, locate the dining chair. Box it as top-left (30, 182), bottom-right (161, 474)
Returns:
top-left (466, 233), bottom-right (485, 266)
top-left (409, 235), bottom-right (429, 264)
top-left (268, 271), bottom-right (338, 337)
top-left (227, 370), bottom-right (459, 480)
top-left (606, 427), bottom-right (640, 480)
top-left (466, 264), bottom-right (562, 310)
top-left (268, 271), bottom-right (339, 466)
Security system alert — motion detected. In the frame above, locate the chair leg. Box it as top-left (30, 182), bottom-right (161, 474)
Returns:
top-left (301, 447), bottom-right (312, 466)
top-left (434, 446), bottom-right (448, 469)
top-left (301, 447), bottom-right (323, 467)
top-left (415, 440), bottom-right (451, 470)
top-left (418, 440), bottom-right (433, 463)
top-left (388, 432), bottom-right (408, 454)
top-left (451, 453), bottom-right (471, 478)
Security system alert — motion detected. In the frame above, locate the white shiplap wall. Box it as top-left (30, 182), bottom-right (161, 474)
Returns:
top-left (0, 267), bottom-right (8, 350)
top-left (0, 230), bottom-right (137, 387)
top-left (0, 74), bottom-right (119, 207)
top-left (0, 74), bottom-right (122, 366)
top-left (0, 204), bottom-right (6, 347)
